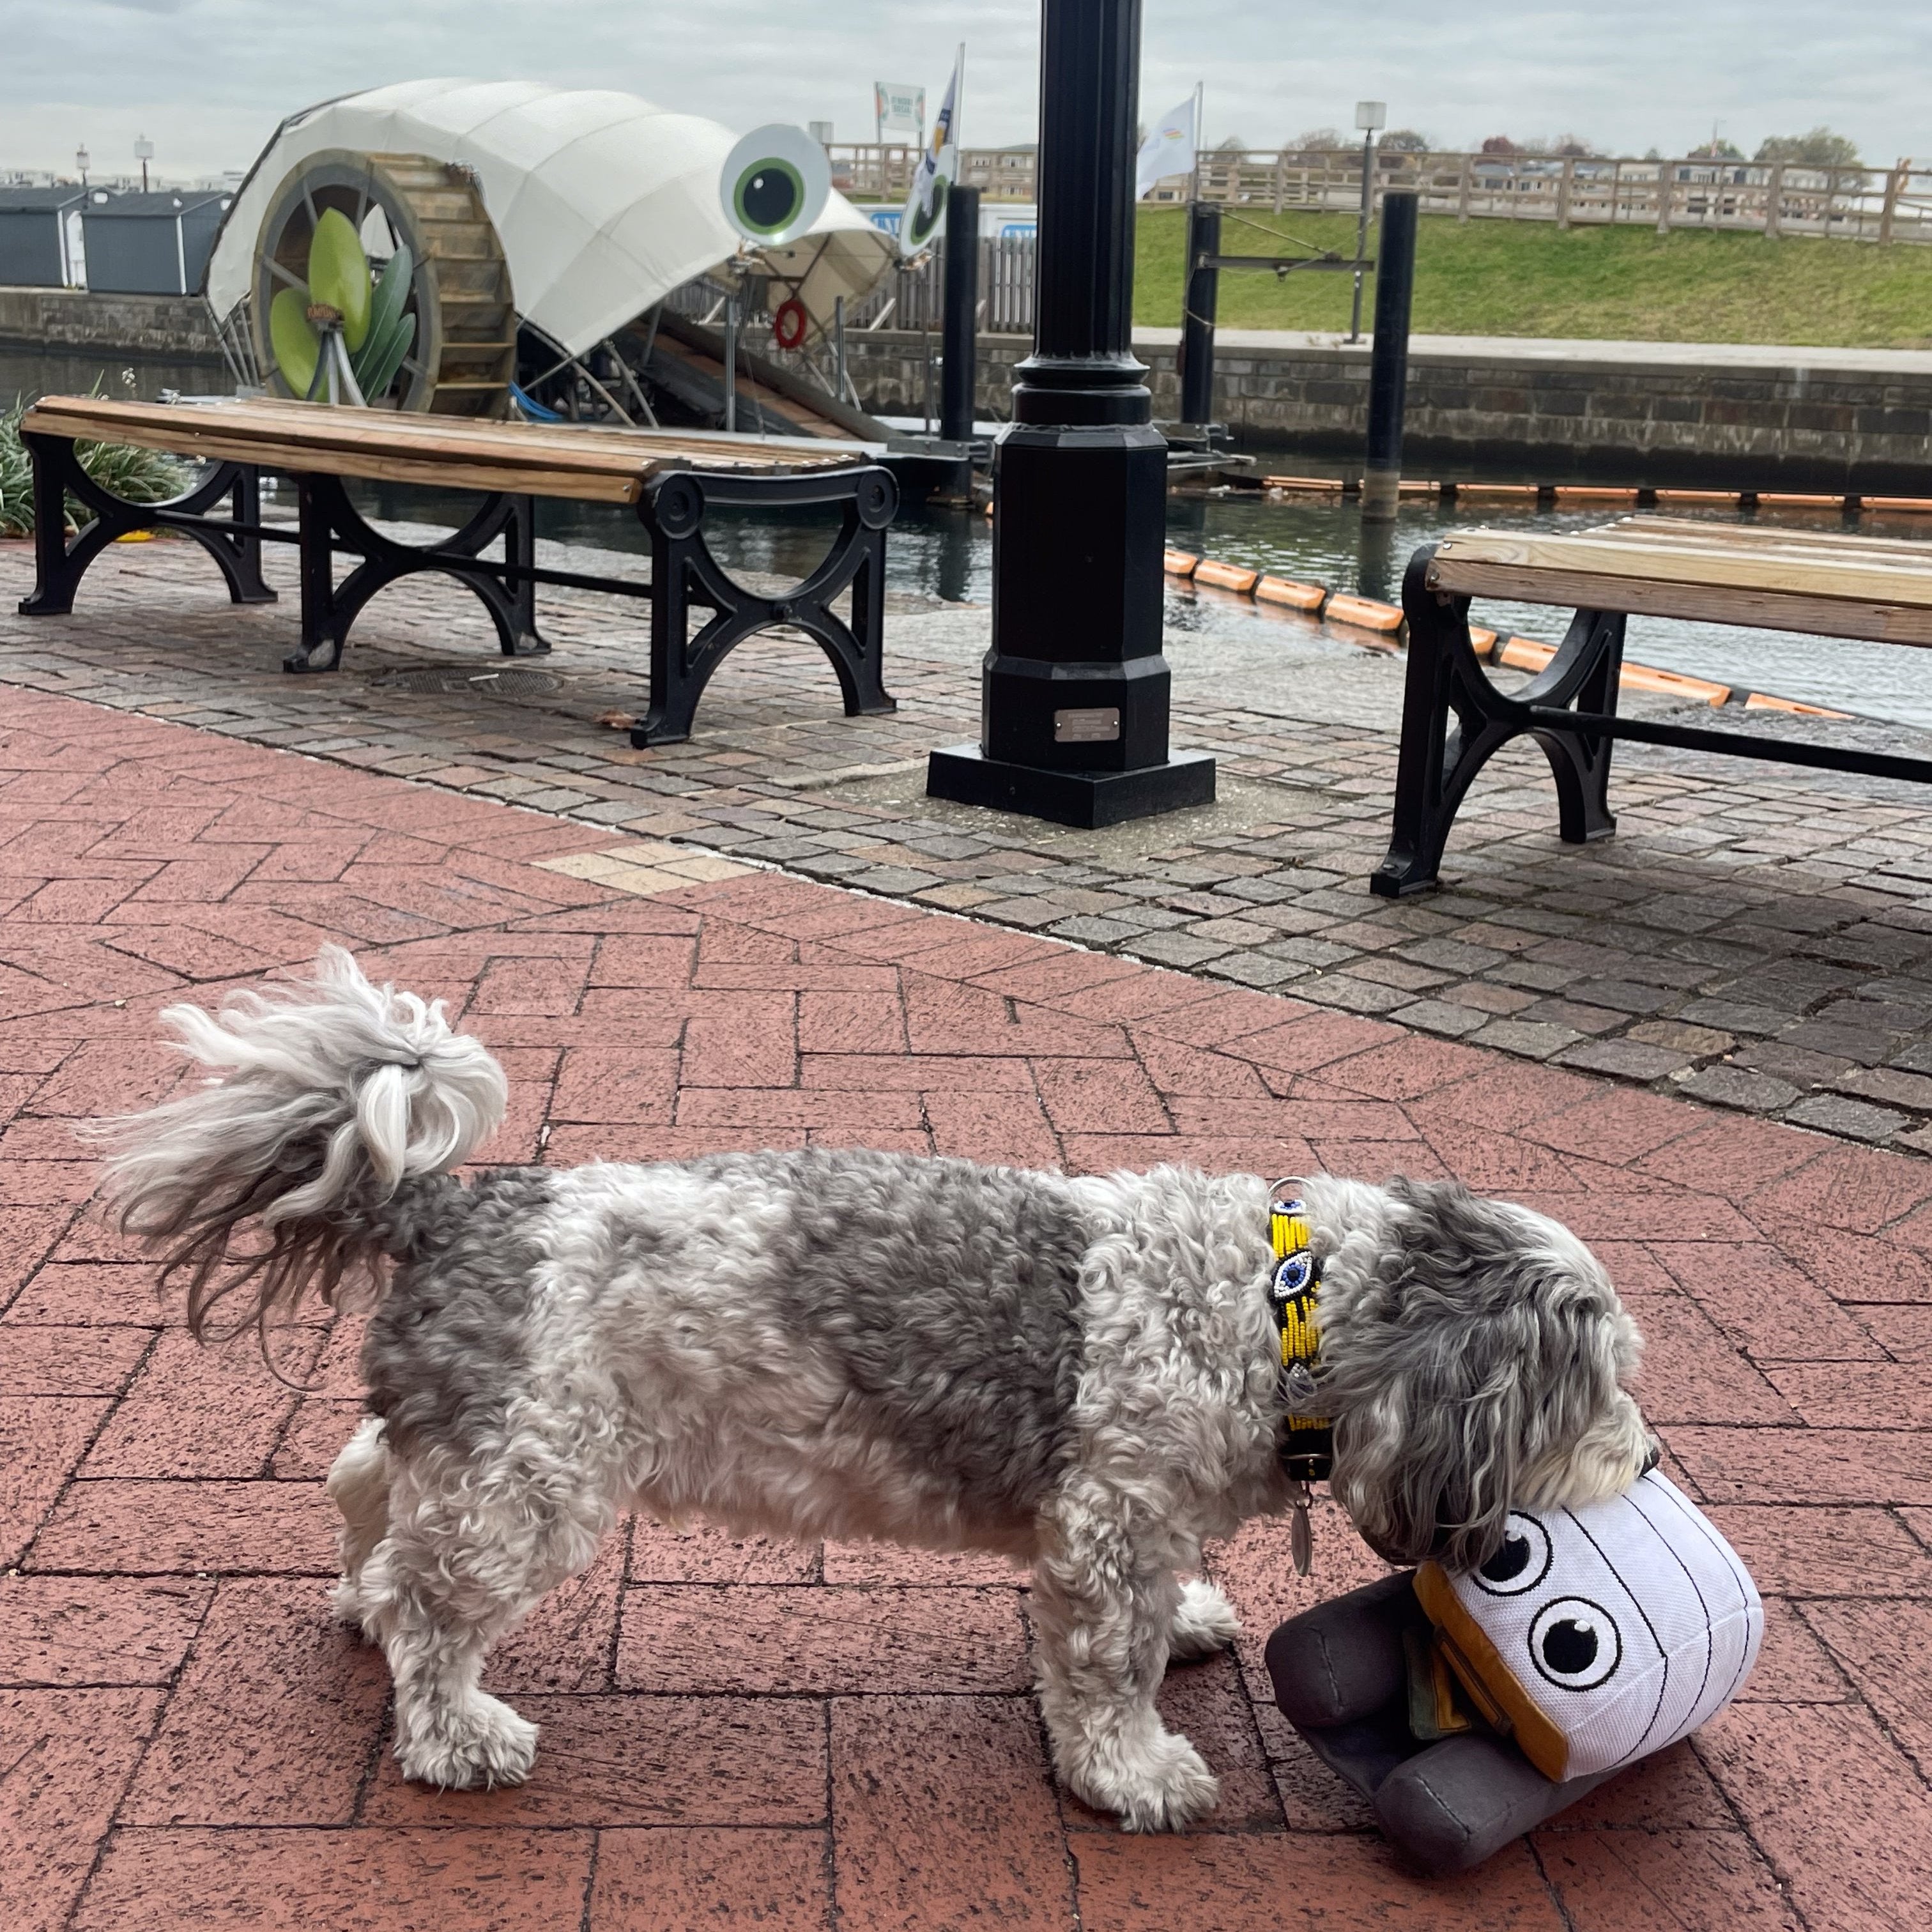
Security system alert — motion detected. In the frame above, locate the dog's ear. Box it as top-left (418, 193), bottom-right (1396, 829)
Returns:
top-left (1327, 1338), bottom-right (1526, 1573)
top-left (1321, 1177), bottom-right (1616, 1574)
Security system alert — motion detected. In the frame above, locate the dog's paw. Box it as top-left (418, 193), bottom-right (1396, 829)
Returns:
top-left (329, 1574), bottom-right (372, 1637)
top-left (395, 1692), bottom-right (539, 1791)
top-left (1073, 1730), bottom-right (1220, 1833)
top-left (1167, 1579), bottom-right (1240, 1662)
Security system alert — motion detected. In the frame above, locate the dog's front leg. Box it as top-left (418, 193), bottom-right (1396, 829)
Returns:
top-left (1030, 1515), bottom-right (1220, 1832)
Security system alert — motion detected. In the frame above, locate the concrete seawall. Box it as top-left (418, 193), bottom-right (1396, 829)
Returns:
top-left (0, 286), bottom-right (226, 361)
top-left (850, 328), bottom-right (1932, 490)
top-left (7, 288), bottom-right (1928, 489)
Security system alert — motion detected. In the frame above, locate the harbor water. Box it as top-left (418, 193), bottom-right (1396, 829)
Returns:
top-left (7, 348), bottom-right (1930, 730)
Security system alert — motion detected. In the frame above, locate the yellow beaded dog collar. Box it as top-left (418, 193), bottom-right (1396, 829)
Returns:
top-left (1268, 1182), bottom-right (1333, 1484)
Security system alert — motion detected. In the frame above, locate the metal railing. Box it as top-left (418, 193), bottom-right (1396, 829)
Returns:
top-left (666, 237), bottom-right (1038, 342)
top-left (821, 145), bottom-right (1932, 243)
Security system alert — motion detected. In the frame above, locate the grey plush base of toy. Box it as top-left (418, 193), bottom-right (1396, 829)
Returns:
top-left (1265, 1571), bottom-right (1619, 1875)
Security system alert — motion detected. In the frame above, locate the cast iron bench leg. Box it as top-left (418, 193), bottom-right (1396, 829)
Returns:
top-left (291, 474), bottom-right (349, 673)
top-left (1372, 542), bottom-right (1623, 897)
top-left (286, 475), bottom-right (549, 673)
top-left (209, 467), bottom-right (276, 606)
top-left (501, 494), bottom-right (547, 659)
top-left (630, 466), bottom-right (898, 747)
top-left (18, 433), bottom-right (275, 617)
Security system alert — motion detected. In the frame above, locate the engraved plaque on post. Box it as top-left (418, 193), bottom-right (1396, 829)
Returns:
top-left (1053, 707), bottom-right (1122, 744)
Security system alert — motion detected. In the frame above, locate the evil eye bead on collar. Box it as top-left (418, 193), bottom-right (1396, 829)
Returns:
top-left (1274, 1247), bottom-right (1315, 1298)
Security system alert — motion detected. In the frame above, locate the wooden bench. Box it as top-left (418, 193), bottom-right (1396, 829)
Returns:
top-left (18, 395), bottom-right (898, 746)
top-left (1372, 516), bottom-right (1932, 896)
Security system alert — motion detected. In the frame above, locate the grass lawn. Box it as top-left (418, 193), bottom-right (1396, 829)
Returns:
top-left (1131, 206), bottom-right (1932, 348)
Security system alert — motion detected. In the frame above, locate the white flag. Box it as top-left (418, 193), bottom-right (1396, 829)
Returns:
top-left (900, 52), bottom-right (962, 257)
top-left (1136, 95), bottom-right (1197, 199)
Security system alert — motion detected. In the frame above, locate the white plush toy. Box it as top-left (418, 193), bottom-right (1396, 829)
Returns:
top-left (1413, 1468), bottom-right (1763, 1782)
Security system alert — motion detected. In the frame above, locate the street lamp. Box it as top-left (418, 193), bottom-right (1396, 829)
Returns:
top-left (134, 135), bottom-right (154, 194)
top-left (1348, 99), bottom-right (1385, 342)
top-left (926, 0), bottom-right (1213, 829)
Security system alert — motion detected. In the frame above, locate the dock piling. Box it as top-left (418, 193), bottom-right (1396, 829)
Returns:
top-left (940, 186), bottom-right (981, 442)
top-left (1361, 190), bottom-right (1418, 523)
top-left (1179, 200), bottom-right (1220, 426)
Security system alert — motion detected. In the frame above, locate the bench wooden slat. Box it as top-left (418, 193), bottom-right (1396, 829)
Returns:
top-left (1432, 527), bottom-right (1932, 618)
top-left (1584, 532), bottom-right (1932, 579)
top-left (22, 395), bottom-right (875, 505)
top-left (1427, 558), bottom-right (1932, 647)
top-left (1607, 516), bottom-right (1932, 564)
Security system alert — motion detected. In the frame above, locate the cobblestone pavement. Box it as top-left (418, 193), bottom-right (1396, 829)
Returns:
top-left (12, 533), bottom-right (1932, 1165)
top-left (6, 685), bottom-right (1932, 1930)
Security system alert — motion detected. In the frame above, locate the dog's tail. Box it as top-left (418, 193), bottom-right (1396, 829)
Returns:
top-left (89, 945), bottom-right (506, 1342)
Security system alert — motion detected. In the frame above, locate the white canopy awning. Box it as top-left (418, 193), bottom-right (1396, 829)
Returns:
top-left (204, 79), bottom-right (896, 358)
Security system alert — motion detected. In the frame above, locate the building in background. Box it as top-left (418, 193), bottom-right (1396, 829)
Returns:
top-left (79, 188), bottom-right (231, 295)
top-left (0, 184), bottom-right (89, 286)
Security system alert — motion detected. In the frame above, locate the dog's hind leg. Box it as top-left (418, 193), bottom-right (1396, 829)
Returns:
top-left (326, 1417), bottom-right (391, 1634)
top-left (356, 1450), bottom-right (609, 1791)
top-left (1167, 1578), bottom-right (1240, 1662)
top-left (1030, 1505), bottom-right (1220, 1832)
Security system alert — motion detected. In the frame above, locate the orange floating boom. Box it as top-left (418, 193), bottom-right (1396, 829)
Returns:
top-left (1193, 558), bottom-right (1261, 594)
top-left (1744, 692), bottom-right (1853, 718)
top-left (1496, 636), bottom-right (1556, 670)
top-left (1324, 593), bottom-right (1406, 634)
top-left (1255, 575), bottom-right (1326, 611)
top-left (1620, 664), bottom-right (1731, 706)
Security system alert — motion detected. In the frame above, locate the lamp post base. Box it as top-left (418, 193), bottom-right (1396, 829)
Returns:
top-left (926, 743), bottom-right (1216, 830)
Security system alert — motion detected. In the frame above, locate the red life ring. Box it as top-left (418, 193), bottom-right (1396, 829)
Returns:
top-left (772, 298), bottom-right (809, 351)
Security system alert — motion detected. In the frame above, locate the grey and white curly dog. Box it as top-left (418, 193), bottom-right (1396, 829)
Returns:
top-left (92, 946), bottom-right (1655, 1832)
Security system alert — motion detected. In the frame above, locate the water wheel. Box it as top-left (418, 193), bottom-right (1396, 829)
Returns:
top-left (250, 150), bottom-right (516, 416)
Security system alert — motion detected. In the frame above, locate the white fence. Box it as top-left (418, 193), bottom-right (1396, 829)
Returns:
top-left (824, 145), bottom-right (1932, 245)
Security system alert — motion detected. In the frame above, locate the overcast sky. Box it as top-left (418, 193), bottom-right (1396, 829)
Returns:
top-left (4, 1), bottom-right (1920, 182)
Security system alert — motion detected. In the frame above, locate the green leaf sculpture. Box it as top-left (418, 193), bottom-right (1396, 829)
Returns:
top-left (309, 208), bottom-right (372, 350)
top-left (269, 207), bottom-right (416, 406)
top-left (268, 284), bottom-right (322, 398)
top-left (353, 245), bottom-right (417, 399)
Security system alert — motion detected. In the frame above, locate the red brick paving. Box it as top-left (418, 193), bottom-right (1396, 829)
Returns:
top-left (1, 685), bottom-right (1926, 1929)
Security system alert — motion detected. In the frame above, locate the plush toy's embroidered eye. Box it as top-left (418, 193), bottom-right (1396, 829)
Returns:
top-left (1529, 1597), bottom-right (1623, 1690)
top-left (1274, 1252), bottom-right (1314, 1297)
top-left (1473, 1512), bottom-right (1552, 1597)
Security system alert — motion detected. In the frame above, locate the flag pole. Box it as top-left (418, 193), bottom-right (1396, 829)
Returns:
top-left (1190, 80), bottom-right (1203, 199)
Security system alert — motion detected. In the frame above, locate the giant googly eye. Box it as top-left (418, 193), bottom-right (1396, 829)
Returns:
top-left (719, 125), bottom-right (831, 247)
top-left (1529, 1597), bottom-right (1622, 1690)
top-left (1473, 1512), bottom-right (1552, 1596)
top-left (903, 174), bottom-right (949, 252)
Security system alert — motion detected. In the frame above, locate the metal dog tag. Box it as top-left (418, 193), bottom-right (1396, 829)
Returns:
top-left (1287, 1478), bottom-right (1314, 1576)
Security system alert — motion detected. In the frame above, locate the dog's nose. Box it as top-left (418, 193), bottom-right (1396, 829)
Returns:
top-left (1641, 1438), bottom-right (1662, 1475)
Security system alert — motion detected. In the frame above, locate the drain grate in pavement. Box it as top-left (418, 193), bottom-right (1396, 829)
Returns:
top-left (373, 665), bottom-right (567, 700)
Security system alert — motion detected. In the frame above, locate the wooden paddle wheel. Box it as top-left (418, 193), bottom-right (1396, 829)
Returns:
top-left (250, 150), bottom-right (516, 416)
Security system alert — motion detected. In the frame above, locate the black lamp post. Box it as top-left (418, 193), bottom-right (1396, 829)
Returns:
top-left (926, 0), bottom-right (1213, 830)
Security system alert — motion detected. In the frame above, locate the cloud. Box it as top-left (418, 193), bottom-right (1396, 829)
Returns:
top-left (2, 0), bottom-right (1922, 179)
